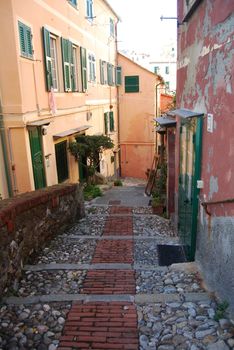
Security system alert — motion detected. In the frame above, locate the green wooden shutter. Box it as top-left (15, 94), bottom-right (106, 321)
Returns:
top-left (18, 22), bottom-right (26, 55)
top-left (25, 27), bottom-right (33, 57)
top-left (116, 66), bottom-right (122, 86)
top-left (100, 60), bottom-right (104, 84)
top-left (104, 112), bottom-right (108, 135)
top-left (125, 76), bottom-right (139, 93)
top-left (18, 21), bottom-right (33, 58)
top-left (55, 141), bottom-right (69, 183)
top-left (70, 45), bottom-right (76, 92)
top-left (80, 47), bottom-right (87, 91)
top-left (42, 27), bottom-right (52, 91)
top-left (109, 111), bottom-right (114, 132)
top-left (61, 38), bottom-right (72, 92)
top-left (107, 63), bottom-right (112, 86)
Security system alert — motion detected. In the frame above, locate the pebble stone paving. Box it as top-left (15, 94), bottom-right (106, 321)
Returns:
top-left (0, 199), bottom-right (233, 350)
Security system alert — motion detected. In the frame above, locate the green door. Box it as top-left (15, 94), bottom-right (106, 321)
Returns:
top-left (78, 154), bottom-right (87, 182)
top-left (28, 127), bottom-right (46, 189)
top-left (178, 117), bottom-right (203, 260)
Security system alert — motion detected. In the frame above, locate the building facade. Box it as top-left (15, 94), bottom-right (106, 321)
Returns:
top-left (176, 0), bottom-right (234, 316)
top-left (0, 0), bottom-right (120, 194)
top-left (118, 53), bottom-right (159, 179)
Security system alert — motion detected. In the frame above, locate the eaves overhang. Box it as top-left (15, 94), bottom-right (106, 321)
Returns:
top-left (154, 116), bottom-right (177, 128)
top-left (168, 108), bottom-right (204, 119)
top-left (53, 125), bottom-right (91, 140)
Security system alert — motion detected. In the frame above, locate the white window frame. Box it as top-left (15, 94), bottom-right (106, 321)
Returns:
top-left (49, 34), bottom-right (59, 92)
top-left (88, 53), bottom-right (96, 82)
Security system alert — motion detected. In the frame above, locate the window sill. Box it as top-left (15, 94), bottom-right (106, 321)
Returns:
top-left (20, 54), bottom-right (34, 61)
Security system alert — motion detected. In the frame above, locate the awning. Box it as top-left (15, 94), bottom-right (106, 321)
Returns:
top-left (168, 108), bottom-right (203, 119)
top-left (27, 118), bottom-right (54, 126)
top-left (53, 125), bottom-right (91, 140)
top-left (155, 116), bottom-right (177, 127)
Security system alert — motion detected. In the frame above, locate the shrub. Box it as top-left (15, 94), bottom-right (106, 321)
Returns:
top-left (83, 184), bottom-right (102, 201)
top-left (114, 179), bottom-right (123, 186)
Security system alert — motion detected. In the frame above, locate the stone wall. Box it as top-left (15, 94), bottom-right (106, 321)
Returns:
top-left (0, 184), bottom-right (84, 296)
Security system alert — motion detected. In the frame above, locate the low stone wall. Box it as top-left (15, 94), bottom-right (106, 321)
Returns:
top-left (0, 184), bottom-right (84, 296)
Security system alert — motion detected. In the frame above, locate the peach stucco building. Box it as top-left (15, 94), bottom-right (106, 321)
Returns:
top-left (118, 53), bottom-right (160, 179)
top-left (0, 0), bottom-right (120, 195)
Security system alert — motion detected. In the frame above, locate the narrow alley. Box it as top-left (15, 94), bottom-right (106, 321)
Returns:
top-left (0, 182), bottom-right (233, 350)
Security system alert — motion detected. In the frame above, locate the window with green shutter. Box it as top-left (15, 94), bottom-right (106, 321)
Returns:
top-left (18, 21), bottom-right (33, 59)
top-left (69, 0), bottom-right (77, 7)
top-left (109, 111), bottom-right (114, 132)
top-left (61, 38), bottom-right (72, 91)
top-left (55, 141), bottom-right (69, 183)
top-left (104, 112), bottom-right (108, 135)
top-left (100, 60), bottom-right (105, 85)
top-left (125, 76), bottom-right (139, 93)
top-left (42, 27), bottom-right (59, 91)
top-left (110, 18), bottom-right (115, 37)
top-left (107, 63), bottom-right (114, 86)
top-left (115, 66), bottom-right (122, 86)
top-left (80, 47), bottom-right (87, 91)
top-left (86, 0), bottom-right (93, 20)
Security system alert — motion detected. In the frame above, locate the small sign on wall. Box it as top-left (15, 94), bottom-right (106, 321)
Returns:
top-left (207, 114), bottom-right (214, 133)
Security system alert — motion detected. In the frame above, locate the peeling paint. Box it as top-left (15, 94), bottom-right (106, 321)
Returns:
top-left (209, 176), bottom-right (219, 199)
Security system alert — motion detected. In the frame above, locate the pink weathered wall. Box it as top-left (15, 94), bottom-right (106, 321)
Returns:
top-left (177, 0), bottom-right (234, 317)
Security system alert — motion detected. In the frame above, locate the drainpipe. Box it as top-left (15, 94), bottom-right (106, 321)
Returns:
top-left (115, 19), bottom-right (121, 178)
top-left (155, 82), bottom-right (164, 160)
top-left (0, 101), bottom-right (13, 197)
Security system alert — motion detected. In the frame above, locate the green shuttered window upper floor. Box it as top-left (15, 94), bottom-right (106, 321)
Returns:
top-left (125, 75), bottom-right (139, 93)
top-left (18, 21), bottom-right (33, 59)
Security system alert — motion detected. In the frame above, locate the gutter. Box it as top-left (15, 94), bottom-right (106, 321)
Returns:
top-left (0, 101), bottom-right (13, 197)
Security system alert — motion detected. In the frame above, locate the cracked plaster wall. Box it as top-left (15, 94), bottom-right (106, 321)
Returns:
top-left (177, 0), bottom-right (234, 316)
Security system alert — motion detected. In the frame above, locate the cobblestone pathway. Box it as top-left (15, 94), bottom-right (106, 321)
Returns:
top-left (0, 203), bottom-right (233, 350)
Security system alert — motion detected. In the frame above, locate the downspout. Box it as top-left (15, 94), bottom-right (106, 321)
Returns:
top-left (0, 100), bottom-right (13, 197)
top-left (115, 19), bottom-right (121, 177)
top-left (155, 82), bottom-right (164, 159)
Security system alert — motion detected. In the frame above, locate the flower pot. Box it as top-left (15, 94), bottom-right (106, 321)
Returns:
top-left (152, 205), bottom-right (164, 215)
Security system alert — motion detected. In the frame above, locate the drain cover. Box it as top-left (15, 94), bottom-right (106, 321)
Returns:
top-left (157, 244), bottom-right (187, 266)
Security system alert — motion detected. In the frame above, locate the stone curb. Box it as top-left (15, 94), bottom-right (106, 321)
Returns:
top-left (65, 235), bottom-right (170, 240)
top-left (2, 293), bottom-right (211, 305)
top-left (23, 263), bottom-right (170, 272)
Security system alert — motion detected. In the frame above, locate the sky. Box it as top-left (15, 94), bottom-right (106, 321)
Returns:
top-left (107, 0), bottom-right (177, 58)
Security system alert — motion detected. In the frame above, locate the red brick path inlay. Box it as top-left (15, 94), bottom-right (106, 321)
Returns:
top-left (58, 302), bottom-right (138, 350)
top-left (110, 206), bottom-right (133, 215)
top-left (92, 240), bottom-right (133, 264)
top-left (58, 206), bottom-right (139, 349)
top-left (103, 217), bottom-right (133, 236)
top-left (81, 270), bottom-right (135, 294)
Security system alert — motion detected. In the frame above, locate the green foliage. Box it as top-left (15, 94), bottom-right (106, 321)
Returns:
top-left (214, 301), bottom-right (229, 321)
top-left (83, 184), bottom-right (102, 201)
top-left (69, 135), bottom-right (114, 183)
top-left (114, 179), bottom-right (123, 186)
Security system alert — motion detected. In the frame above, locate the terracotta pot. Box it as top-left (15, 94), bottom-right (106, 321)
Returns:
top-left (152, 205), bottom-right (164, 214)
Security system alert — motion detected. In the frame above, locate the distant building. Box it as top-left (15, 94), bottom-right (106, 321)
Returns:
top-left (117, 53), bottom-right (160, 179)
top-left (0, 0), bottom-right (120, 194)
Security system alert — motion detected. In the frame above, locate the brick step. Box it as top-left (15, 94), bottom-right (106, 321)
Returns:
top-left (103, 216), bottom-right (133, 236)
top-left (92, 240), bottom-right (133, 264)
top-left (81, 270), bottom-right (135, 295)
top-left (110, 206), bottom-right (133, 215)
top-left (58, 301), bottom-right (138, 350)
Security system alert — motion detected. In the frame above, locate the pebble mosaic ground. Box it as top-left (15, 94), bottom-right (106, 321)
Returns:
top-left (0, 189), bottom-right (233, 349)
